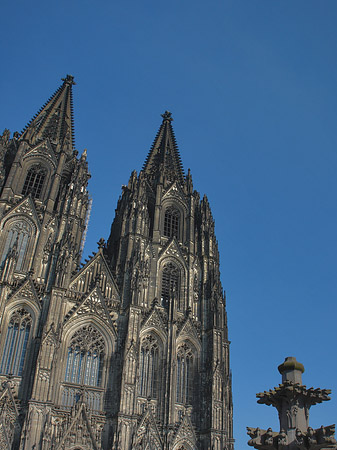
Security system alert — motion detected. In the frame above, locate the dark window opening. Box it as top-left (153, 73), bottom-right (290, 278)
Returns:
top-left (161, 262), bottom-right (180, 308)
top-left (22, 165), bottom-right (46, 199)
top-left (164, 207), bottom-right (180, 238)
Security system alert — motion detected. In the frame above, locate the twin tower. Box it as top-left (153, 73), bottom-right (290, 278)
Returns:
top-left (0, 76), bottom-right (234, 449)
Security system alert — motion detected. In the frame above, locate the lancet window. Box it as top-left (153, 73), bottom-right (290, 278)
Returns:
top-left (163, 206), bottom-right (180, 238)
top-left (176, 343), bottom-right (194, 404)
top-left (0, 220), bottom-right (32, 271)
top-left (139, 334), bottom-right (160, 398)
top-left (161, 262), bottom-right (180, 309)
top-left (22, 165), bottom-right (46, 199)
top-left (0, 308), bottom-right (32, 376)
top-left (64, 325), bottom-right (105, 387)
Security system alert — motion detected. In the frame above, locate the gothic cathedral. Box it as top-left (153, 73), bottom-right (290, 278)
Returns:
top-left (0, 76), bottom-right (234, 450)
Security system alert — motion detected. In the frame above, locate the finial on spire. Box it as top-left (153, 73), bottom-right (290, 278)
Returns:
top-left (97, 238), bottom-right (105, 249)
top-left (61, 74), bottom-right (76, 85)
top-left (161, 111), bottom-right (173, 122)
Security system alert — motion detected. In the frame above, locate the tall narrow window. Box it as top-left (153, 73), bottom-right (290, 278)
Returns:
top-left (0, 221), bottom-right (32, 271)
top-left (64, 325), bottom-right (105, 387)
top-left (0, 308), bottom-right (32, 376)
top-left (176, 343), bottom-right (194, 404)
top-left (161, 262), bottom-right (180, 309)
top-left (22, 165), bottom-right (46, 199)
top-left (139, 335), bottom-right (159, 398)
top-left (163, 206), bottom-right (180, 238)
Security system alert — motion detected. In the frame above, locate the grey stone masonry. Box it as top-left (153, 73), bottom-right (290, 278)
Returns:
top-left (247, 357), bottom-right (337, 450)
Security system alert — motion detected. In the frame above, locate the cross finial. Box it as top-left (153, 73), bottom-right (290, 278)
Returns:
top-left (97, 238), bottom-right (105, 249)
top-left (61, 74), bottom-right (76, 85)
top-left (161, 111), bottom-right (173, 122)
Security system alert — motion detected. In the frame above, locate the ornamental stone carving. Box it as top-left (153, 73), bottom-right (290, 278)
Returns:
top-left (247, 357), bottom-right (337, 450)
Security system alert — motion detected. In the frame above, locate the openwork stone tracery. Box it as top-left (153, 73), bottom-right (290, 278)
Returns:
top-left (65, 325), bottom-right (105, 386)
top-left (22, 164), bottom-right (47, 199)
top-left (139, 334), bottom-right (160, 398)
top-left (161, 262), bottom-right (180, 309)
top-left (176, 343), bottom-right (194, 405)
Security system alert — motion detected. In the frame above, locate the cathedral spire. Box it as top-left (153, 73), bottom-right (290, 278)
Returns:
top-left (19, 75), bottom-right (76, 151)
top-left (143, 111), bottom-right (185, 186)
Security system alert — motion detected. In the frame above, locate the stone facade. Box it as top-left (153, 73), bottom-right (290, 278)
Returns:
top-left (0, 76), bottom-right (234, 449)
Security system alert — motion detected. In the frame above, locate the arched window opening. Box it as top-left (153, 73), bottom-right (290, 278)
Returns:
top-left (22, 165), bottom-right (46, 199)
top-left (64, 325), bottom-right (105, 387)
top-left (176, 343), bottom-right (194, 404)
top-left (0, 308), bottom-right (32, 376)
top-left (161, 262), bottom-right (180, 309)
top-left (164, 206), bottom-right (180, 239)
top-left (0, 221), bottom-right (32, 271)
top-left (139, 335), bottom-right (159, 398)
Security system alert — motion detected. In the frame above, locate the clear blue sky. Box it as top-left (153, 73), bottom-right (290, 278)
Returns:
top-left (1, 1), bottom-right (336, 448)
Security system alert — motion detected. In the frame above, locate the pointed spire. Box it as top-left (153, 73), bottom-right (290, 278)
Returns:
top-left (20, 75), bottom-right (76, 152)
top-left (143, 111), bottom-right (185, 186)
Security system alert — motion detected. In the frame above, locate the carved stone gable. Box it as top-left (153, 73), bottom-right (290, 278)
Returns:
top-left (54, 402), bottom-right (101, 450)
top-left (159, 239), bottom-right (187, 265)
top-left (142, 307), bottom-right (167, 335)
top-left (177, 317), bottom-right (201, 342)
top-left (65, 286), bottom-right (117, 337)
top-left (171, 413), bottom-right (197, 449)
top-left (134, 408), bottom-right (162, 450)
top-left (163, 181), bottom-right (186, 205)
top-left (23, 139), bottom-right (57, 168)
top-left (8, 279), bottom-right (41, 309)
top-left (41, 322), bottom-right (58, 347)
top-left (69, 251), bottom-right (120, 302)
top-left (0, 382), bottom-right (20, 450)
top-left (3, 196), bottom-right (40, 228)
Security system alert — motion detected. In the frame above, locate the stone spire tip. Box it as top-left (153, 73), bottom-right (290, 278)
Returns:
top-left (61, 74), bottom-right (76, 85)
top-left (161, 111), bottom-right (173, 122)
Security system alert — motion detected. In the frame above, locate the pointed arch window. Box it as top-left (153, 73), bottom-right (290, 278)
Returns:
top-left (139, 334), bottom-right (159, 398)
top-left (0, 308), bottom-right (32, 376)
top-left (64, 325), bottom-right (105, 387)
top-left (0, 220), bottom-right (32, 271)
top-left (176, 343), bottom-right (194, 404)
top-left (22, 164), bottom-right (46, 199)
top-left (164, 206), bottom-right (180, 239)
top-left (161, 262), bottom-right (180, 309)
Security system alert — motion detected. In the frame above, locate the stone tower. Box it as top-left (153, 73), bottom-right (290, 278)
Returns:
top-left (106, 110), bottom-right (234, 450)
top-left (0, 78), bottom-right (233, 450)
top-left (247, 357), bottom-right (337, 450)
top-left (0, 75), bottom-right (91, 449)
